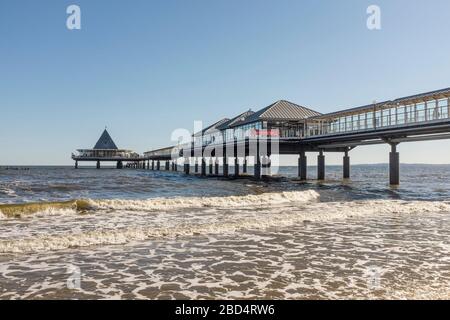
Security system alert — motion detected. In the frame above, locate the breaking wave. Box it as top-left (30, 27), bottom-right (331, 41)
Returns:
top-left (0, 190), bottom-right (320, 218)
top-left (0, 200), bottom-right (92, 218)
top-left (0, 192), bottom-right (450, 253)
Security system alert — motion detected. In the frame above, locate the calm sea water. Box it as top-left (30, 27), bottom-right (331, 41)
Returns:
top-left (0, 165), bottom-right (449, 299)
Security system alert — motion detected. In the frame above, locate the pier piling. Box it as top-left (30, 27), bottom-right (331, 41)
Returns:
top-left (343, 149), bottom-right (350, 179)
top-left (317, 150), bottom-right (325, 180)
top-left (184, 158), bottom-right (190, 174)
top-left (261, 155), bottom-right (271, 178)
top-left (96, 161), bottom-right (101, 169)
top-left (299, 151), bottom-right (307, 181)
top-left (254, 156), bottom-right (261, 179)
top-left (389, 143), bottom-right (400, 185)
top-left (201, 158), bottom-right (206, 176)
top-left (215, 158), bottom-right (219, 175)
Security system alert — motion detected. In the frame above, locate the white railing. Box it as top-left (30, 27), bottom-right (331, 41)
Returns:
top-left (306, 99), bottom-right (450, 138)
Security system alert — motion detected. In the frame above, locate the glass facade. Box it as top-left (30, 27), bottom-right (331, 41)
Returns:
top-left (187, 96), bottom-right (450, 148)
top-left (224, 122), bottom-right (264, 142)
top-left (306, 97), bottom-right (450, 137)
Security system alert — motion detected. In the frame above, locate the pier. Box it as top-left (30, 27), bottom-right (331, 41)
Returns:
top-left (72, 129), bottom-right (146, 169)
top-left (143, 87), bottom-right (450, 185)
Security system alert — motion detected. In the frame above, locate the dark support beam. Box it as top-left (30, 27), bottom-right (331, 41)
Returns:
top-left (117, 161), bottom-right (123, 169)
top-left (157, 160), bottom-right (160, 171)
top-left (299, 151), bottom-right (307, 181)
top-left (243, 157), bottom-right (247, 173)
top-left (254, 138), bottom-right (261, 179)
top-left (165, 160), bottom-right (170, 170)
top-left (222, 141), bottom-right (228, 178)
top-left (75, 161), bottom-right (78, 169)
top-left (261, 156), bottom-right (271, 178)
top-left (317, 150), bottom-right (325, 180)
top-left (96, 161), bottom-right (100, 169)
top-left (233, 138), bottom-right (239, 177)
top-left (343, 149), bottom-right (350, 179)
top-left (209, 158), bottom-right (213, 175)
top-left (195, 158), bottom-right (199, 173)
top-left (171, 161), bottom-right (175, 171)
top-left (254, 156), bottom-right (261, 179)
top-left (151, 160), bottom-right (155, 170)
top-left (263, 138), bottom-right (272, 178)
top-left (201, 158), bottom-right (206, 176)
top-left (223, 157), bottom-right (229, 177)
top-left (184, 158), bottom-right (190, 174)
top-left (389, 143), bottom-right (400, 185)
top-left (215, 158), bottom-right (219, 175)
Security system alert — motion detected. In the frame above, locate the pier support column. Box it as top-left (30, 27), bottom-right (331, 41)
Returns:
top-left (389, 143), bottom-right (400, 186)
top-left (75, 161), bottom-right (78, 169)
top-left (298, 151), bottom-right (307, 181)
top-left (343, 149), bottom-right (350, 179)
top-left (234, 157), bottom-right (239, 177)
top-left (151, 160), bottom-right (155, 170)
top-left (195, 158), bottom-right (199, 174)
top-left (209, 158), bottom-right (213, 175)
top-left (223, 157), bottom-right (229, 177)
top-left (254, 156), bottom-right (261, 179)
top-left (215, 158), bottom-right (219, 175)
top-left (96, 161), bottom-right (100, 169)
top-left (201, 158), bottom-right (206, 176)
top-left (317, 150), bottom-right (325, 181)
top-left (261, 155), bottom-right (271, 178)
top-left (165, 160), bottom-right (170, 171)
top-left (157, 160), bottom-right (160, 171)
top-left (184, 158), bottom-right (190, 174)
top-left (243, 157), bottom-right (247, 173)
top-left (117, 161), bottom-right (123, 169)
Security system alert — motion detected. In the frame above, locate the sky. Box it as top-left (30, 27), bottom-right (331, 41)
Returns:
top-left (1, 0), bottom-right (450, 165)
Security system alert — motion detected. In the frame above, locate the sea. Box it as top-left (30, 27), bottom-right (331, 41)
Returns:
top-left (0, 164), bottom-right (449, 299)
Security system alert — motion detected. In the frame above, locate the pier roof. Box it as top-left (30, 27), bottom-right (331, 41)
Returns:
top-left (216, 110), bottom-right (255, 130)
top-left (193, 118), bottom-right (230, 137)
top-left (94, 129), bottom-right (118, 150)
top-left (229, 100), bottom-right (321, 127)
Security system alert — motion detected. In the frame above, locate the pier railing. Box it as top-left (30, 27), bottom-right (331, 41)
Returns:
top-left (304, 97), bottom-right (450, 138)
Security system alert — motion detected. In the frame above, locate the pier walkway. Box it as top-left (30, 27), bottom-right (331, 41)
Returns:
top-left (115, 88), bottom-right (450, 185)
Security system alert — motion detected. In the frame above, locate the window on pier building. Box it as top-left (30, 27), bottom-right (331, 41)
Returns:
top-left (439, 98), bottom-right (449, 119)
top-left (225, 122), bottom-right (263, 141)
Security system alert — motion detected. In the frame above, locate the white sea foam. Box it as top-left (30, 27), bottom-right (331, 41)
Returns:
top-left (1, 193), bottom-right (450, 253)
top-left (83, 190), bottom-right (321, 211)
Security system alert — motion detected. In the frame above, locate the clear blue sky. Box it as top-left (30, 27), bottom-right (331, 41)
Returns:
top-left (1, 0), bottom-right (450, 165)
